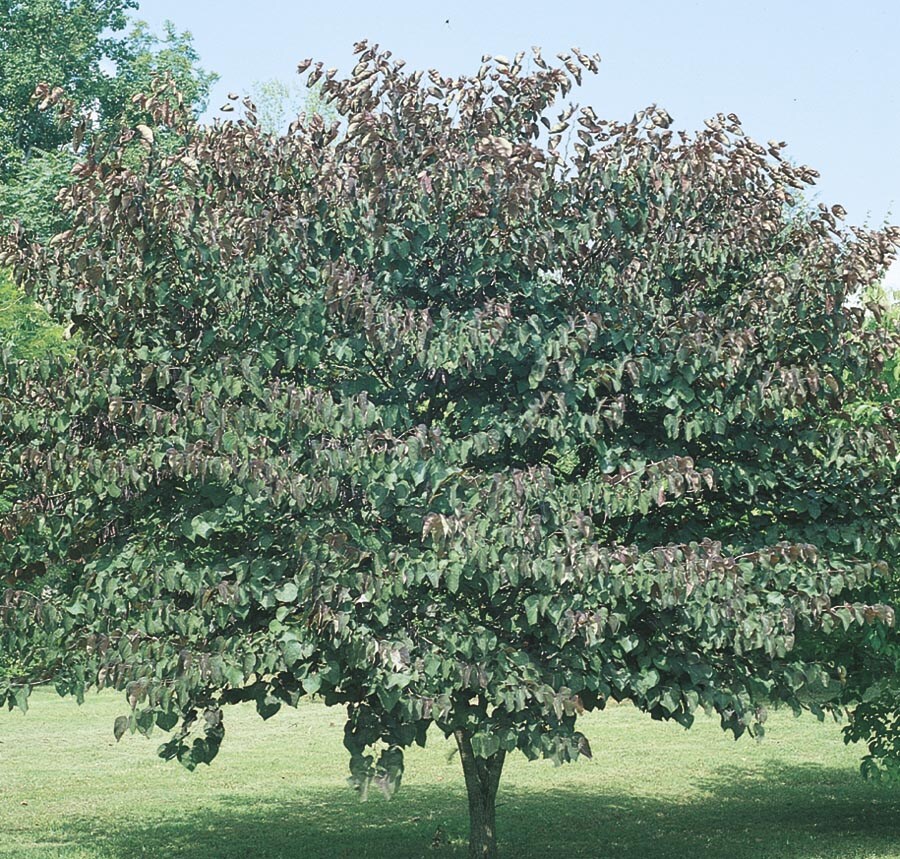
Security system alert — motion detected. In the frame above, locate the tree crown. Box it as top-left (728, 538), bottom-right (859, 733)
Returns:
top-left (1, 44), bottom-right (898, 794)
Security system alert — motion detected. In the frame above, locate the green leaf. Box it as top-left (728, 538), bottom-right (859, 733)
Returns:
top-left (274, 582), bottom-right (298, 602)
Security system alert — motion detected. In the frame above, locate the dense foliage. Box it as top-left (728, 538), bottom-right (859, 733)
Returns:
top-left (0, 268), bottom-right (66, 361)
top-left (0, 267), bottom-right (66, 683)
top-left (1, 0), bottom-right (133, 169)
top-left (0, 1), bottom-right (215, 168)
top-left (0, 0), bottom-right (216, 244)
top-left (838, 298), bottom-right (900, 780)
top-left (1, 45), bottom-right (898, 857)
top-left (0, 148), bottom-right (77, 241)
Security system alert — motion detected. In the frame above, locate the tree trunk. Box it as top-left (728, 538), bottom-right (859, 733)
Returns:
top-left (455, 729), bottom-right (506, 859)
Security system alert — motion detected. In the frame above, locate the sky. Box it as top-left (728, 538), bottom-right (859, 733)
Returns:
top-left (135, 0), bottom-right (900, 288)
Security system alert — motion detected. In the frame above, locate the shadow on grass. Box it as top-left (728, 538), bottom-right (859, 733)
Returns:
top-left (56, 762), bottom-right (900, 859)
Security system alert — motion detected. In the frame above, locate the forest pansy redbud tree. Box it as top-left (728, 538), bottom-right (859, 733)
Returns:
top-left (2, 44), bottom-right (898, 859)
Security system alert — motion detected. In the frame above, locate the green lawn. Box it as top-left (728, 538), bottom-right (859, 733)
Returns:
top-left (1, 690), bottom-right (898, 858)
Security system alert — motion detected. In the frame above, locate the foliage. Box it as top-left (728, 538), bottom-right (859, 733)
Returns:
top-left (0, 0), bottom-right (136, 171)
top-left (0, 649), bottom-right (23, 683)
top-left (0, 2), bottom-right (216, 243)
top-left (0, 2), bottom-right (216, 170)
top-left (838, 290), bottom-right (900, 781)
top-left (0, 146), bottom-right (77, 241)
top-left (0, 268), bottom-right (67, 361)
top-left (110, 19), bottom-right (218, 124)
top-left (1, 44), bottom-right (899, 857)
top-left (0, 268), bottom-right (66, 685)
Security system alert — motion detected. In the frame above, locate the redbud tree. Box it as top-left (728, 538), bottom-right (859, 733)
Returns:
top-left (2, 44), bottom-right (898, 858)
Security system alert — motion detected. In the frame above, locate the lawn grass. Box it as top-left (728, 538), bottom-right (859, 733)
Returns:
top-left (1, 689), bottom-right (899, 858)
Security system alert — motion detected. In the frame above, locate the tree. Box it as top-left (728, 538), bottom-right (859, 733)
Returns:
top-left (0, 267), bottom-right (67, 683)
top-left (0, 0), bottom-right (213, 685)
top-left (108, 19), bottom-right (217, 125)
top-left (2, 45), bottom-right (898, 858)
top-left (249, 77), bottom-right (338, 135)
top-left (0, 2), bottom-right (216, 241)
top-left (0, 0), bottom-right (135, 170)
top-left (0, 1), bottom-right (216, 169)
top-left (0, 3), bottom-right (216, 645)
top-left (0, 265), bottom-right (66, 523)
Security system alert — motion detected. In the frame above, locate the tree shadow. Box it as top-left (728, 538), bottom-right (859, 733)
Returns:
top-left (41, 762), bottom-right (900, 859)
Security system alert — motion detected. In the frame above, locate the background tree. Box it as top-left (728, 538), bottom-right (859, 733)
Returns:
top-left (0, 148), bottom-right (77, 241)
top-left (249, 77), bottom-right (338, 135)
top-left (0, 0), bottom-right (135, 170)
top-left (0, 1), bottom-right (216, 240)
top-left (1, 46), bottom-right (898, 859)
top-left (0, 1), bottom-right (216, 167)
top-left (108, 19), bottom-right (217, 125)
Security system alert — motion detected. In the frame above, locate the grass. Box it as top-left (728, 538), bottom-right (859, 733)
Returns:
top-left (1, 690), bottom-right (899, 858)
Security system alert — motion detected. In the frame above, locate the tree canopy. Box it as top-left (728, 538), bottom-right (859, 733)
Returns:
top-left (0, 1), bottom-right (216, 243)
top-left (1, 44), bottom-right (898, 858)
top-left (1, 0), bottom-right (133, 168)
top-left (0, 1), bottom-right (216, 169)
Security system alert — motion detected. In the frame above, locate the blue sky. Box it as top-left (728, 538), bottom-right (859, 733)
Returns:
top-left (135, 0), bottom-right (899, 238)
